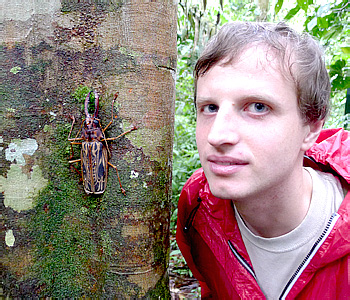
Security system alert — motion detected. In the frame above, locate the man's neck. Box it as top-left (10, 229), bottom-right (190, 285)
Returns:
top-left (233, 168), bottom-right (313, 238)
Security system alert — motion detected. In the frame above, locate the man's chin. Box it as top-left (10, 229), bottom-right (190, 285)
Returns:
top-left (208, 180), bottom-right (253, 201)
top-left (209, 185), bottom-right (238, 201)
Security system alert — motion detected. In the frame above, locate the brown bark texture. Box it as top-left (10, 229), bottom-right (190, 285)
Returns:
top-left (0, 0), bottom-right (176, 297)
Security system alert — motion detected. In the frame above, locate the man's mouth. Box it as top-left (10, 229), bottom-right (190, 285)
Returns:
top-left (207, 156), bottom-right (248, 175)
top-left (214, 161), bottom-right (243, 165)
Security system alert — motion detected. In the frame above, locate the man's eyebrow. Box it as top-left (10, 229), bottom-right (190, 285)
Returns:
top-left (240, 94), bottom-right (275, 103)
top-left (195, 97), bottom-right (215, 104)
top-left (196, 94), bottom-right (275, 103)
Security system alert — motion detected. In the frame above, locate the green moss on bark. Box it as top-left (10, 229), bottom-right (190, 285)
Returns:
top-left (30, 124), bottom-right (99, 297)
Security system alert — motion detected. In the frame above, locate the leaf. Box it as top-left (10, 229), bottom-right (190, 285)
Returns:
top-left (284, 6), bottom-right (300, 20)
top-left (297, 0), bottom-right (308, 12)
top-left (317, 16), bottom-right (328, 29)
top-left (274, 0), bottom-right (284, 15)
top-left (341, 47), bottom-right (350, 55)
top-left (323, 25), bottom-right (343, 41)
top-left (329, 59), bottom-right (349, 91)
top-left (329, 59), bottom-right (345, 77)
top-left (170, 249), bottom-right (182, 256)
top-left (307, 16), bottom-right (317, 31)
top-left (317, 3), bottom-right (331, 16)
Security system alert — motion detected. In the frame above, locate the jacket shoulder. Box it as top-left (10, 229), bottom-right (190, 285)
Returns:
top-left (179, 168), bottom-right (206, 205)
top-left (306, 128), bottom-right (350, 183)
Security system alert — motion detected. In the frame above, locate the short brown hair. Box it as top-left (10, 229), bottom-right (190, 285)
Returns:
top-left (194, 22), bottom-right (331, 123)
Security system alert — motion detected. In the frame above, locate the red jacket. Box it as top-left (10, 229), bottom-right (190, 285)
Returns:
top-left (177, 128), bottom-right (350, 299)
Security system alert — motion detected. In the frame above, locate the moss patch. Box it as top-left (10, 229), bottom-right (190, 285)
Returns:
top-left (30, 124), bottom-right (104, 297)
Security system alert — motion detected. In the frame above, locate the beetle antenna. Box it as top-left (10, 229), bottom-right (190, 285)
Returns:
top-left (94, 91), bottom-right (99, 118)
top-left (85, 91), bottom-right (92, 118)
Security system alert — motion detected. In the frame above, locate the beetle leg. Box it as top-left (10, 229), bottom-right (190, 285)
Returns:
top-left (104, 126), bottom-right (137, 142)
top-left (108, 161), bottom-right (126, 196)
top-left (68, 116), bottom-right (84, 142)
top-left (69, 158), bottom-right (83, 182)
top-left (68, 138), bottom-right (84, 142)
top-left (103, 92), bottom-right (118, 132)
top-left (68, 115), bottom-right (76, 138)
top-left (68, 115), bottom-right (79, 140)
top-left (69, 143), bottom-right (75, 160)
top-left (68, 116), bottom-right (84, 164)
top-left (69, 158), bottom-right (81, 164)
top-left (103, 121), bottom-right (113, 133)
top-left (103, 119), bottom-right (113, 132)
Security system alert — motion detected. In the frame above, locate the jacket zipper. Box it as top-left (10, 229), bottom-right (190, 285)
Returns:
top-left (279, 213), bottom-right (340, 300)
top-left (228, 239), bottom-right (257, 281)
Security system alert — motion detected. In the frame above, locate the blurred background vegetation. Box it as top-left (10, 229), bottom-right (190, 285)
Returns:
top-left (170, 0), bottom-right (349, 281)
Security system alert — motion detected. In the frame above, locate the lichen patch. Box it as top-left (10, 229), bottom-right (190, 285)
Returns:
top-left (5, 229), bottom-right (15, 247)
top-left (0, 164), bottom-right (48, 212)
top-left (5, 138), bottom-right (38, 165)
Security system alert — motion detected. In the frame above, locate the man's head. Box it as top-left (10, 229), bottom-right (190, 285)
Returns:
top-left (194, 22), bottom-right (327, 202)
top-left (194, 22), bottom-right (331, 124)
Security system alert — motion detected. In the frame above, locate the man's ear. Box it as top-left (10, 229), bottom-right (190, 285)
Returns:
top-left (301, 120), bottom-right (324, 151)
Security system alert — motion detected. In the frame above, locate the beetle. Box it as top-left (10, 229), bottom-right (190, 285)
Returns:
top-left (68, 90), bottom-right (136, 195)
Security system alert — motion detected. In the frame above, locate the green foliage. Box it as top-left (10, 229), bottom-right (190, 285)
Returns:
top-left (177, 0), bottom-right (258, 65)
top-left (172, 63), bottom-right (197, 205)
top-left (325, 90), bottom-right (348, 128)
top-left (330, 59), bottom-right (348, 91)
top-left (275, 0), bottom-right (349, 127)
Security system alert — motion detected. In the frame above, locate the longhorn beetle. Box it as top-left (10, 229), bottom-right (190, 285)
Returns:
top-left (68, 91), bottom-right (137, 195)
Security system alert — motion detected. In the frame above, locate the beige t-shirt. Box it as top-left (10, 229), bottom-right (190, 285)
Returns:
top-left (235, 168), bottom-right (344, 299)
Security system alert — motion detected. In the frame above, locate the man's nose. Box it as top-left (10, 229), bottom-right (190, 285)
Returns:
top-left (207, 108), bottom-right (240, 147)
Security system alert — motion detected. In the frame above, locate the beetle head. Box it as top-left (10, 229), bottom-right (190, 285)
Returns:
top-left (83, 117), bottom-right (103, 141)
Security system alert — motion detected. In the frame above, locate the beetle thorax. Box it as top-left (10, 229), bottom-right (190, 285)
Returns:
top-left (82, 117), bottom-right (103, 141)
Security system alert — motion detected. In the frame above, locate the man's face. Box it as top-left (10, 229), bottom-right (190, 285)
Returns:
top-left (195, 46), bottom-right (313, 201)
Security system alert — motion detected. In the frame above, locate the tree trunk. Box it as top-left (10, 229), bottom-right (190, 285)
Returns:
top-left (0, 1), bottom-right (176, 297)
top-left (256, 0), bottom-right (269, 21)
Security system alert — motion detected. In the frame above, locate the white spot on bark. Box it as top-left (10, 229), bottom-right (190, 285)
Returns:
top-left (1, 138), bottom-right (48, 212)
top-left (5, 138), bottom-right (38, 165)
top-left (130, 170), bottom-right (139, 179)
top-left (5, 230), bottom-right (15, 247)
top-left (0, 165), bottom-right (48, 212)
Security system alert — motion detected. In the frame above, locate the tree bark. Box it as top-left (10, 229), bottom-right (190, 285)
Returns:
top-left (0, 0), bottom-right (176, 297)
top-left (256, 0), bottom-right (269, 21)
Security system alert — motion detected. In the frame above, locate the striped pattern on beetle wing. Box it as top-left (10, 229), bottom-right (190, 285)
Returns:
top-left (81, 141), bottom-right (108, 194)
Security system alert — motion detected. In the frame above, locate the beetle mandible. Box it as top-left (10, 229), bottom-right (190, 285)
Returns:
top-left (68, 91), bottom-right (137, 195)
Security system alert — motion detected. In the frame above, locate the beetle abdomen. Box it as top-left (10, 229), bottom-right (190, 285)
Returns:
top-left (81, 141), bottom-right (108, 194)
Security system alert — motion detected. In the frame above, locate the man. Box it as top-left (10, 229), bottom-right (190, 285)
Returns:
top-left (176, 22), bottom-right (349, 299)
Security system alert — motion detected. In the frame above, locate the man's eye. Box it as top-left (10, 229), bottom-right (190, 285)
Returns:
top-left (247, 103), bottom-right (269, 114)
top-left (203, 104), bottom-right (218, 113)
